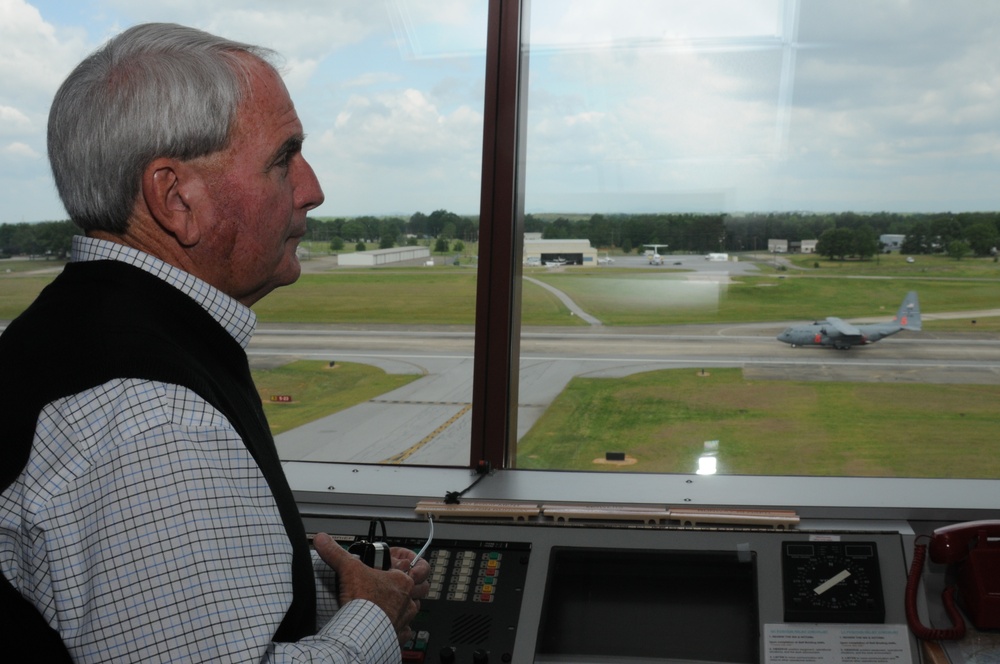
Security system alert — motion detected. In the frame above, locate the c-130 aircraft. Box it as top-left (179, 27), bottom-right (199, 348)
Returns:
top-left (777, 291), bottom-right (921, 350)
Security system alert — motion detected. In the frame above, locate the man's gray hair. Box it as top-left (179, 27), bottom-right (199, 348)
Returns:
top-left (47, 23), bottom-right (279, 233)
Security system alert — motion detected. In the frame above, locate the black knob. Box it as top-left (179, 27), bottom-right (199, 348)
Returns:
top-left (438, 646), bottom-right (455, 664)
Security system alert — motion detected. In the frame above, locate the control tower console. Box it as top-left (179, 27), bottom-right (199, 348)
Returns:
top-left (307, 515), bottom-right (917, 663)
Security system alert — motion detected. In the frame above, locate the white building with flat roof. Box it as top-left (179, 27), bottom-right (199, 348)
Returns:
top-left (338, 246), bottom-right (431, 267)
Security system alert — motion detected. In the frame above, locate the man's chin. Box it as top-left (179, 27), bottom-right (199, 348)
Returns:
top-left (246, 259), bottom-right (301, 306)
top-left (279, 257), bottom-right (302, 287)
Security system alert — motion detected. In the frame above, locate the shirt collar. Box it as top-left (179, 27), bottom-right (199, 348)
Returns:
top-left (70, 235), bottom-right (257, 349)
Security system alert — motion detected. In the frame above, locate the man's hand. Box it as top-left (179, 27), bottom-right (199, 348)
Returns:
top-left (313, 532), bottom-right (419, 643)
top-left (389, 546), bottom-right (431, 600)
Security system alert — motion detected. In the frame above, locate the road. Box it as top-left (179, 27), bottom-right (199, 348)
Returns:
top-left (254, 323), bottom-right (1000, 466)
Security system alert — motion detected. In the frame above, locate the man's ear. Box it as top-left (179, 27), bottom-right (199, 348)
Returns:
top-left (141, 158), bottom-right (203, 247)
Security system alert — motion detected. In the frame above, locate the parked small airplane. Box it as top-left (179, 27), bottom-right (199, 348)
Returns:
top-left (644, 243), bottom-right (669, 266)
top-left (777, 291), bottom-right (921, 350)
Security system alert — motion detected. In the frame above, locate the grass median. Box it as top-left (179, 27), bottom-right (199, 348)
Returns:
top-left (515, 368), bottom-right (1000, 478)
top-left (255, 360), bottom-right (419, 436)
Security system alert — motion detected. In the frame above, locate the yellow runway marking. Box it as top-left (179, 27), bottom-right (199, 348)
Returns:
top-left (381, 403), bottom-right (472, 464)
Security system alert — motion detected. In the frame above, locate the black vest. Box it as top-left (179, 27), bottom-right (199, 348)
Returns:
top-left (0, 260), bottom-right (316, 655)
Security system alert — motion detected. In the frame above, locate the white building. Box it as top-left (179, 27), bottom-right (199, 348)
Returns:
top-left (338, 246), bottom-right (431, 267)
top-left (523, 239), bottom-right (598, 266)
top-left (880, 234), bottom-right (905, 251)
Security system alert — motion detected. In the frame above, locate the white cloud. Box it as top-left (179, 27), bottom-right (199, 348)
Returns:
top-left (0, 1), bottom-right (92, 222)
top-left (0, 105), bottom-right (32, 134)
top-left (530, 0), bottom-right (785, 48)
top-left (0, 1), bottom-right (89, 103)
top-left (314, 86), bottom-right (483, 215)
top-left (3, 141), bottom-right (39, 158)
top-left (344, 72), bottom-right (404, 89)
top-left (99, 1), bottom-right (382, 70)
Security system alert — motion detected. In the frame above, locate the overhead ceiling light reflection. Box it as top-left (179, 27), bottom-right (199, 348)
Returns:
top-left (696, 440), bottom-right (720, 475)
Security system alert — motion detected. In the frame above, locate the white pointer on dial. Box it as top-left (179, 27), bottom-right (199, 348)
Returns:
top-left (814, 569), bottom-right (851, 595)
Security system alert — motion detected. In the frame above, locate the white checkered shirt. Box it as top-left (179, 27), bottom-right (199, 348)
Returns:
top-left (0, 236), bottom-right (398, 662)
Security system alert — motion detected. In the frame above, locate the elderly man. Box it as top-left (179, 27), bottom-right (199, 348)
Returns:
top-left (0, 22), bottom-right (427, 662)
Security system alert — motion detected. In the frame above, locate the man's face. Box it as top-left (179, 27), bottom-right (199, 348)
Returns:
top-left (192, 56), bottom-right (324, 306)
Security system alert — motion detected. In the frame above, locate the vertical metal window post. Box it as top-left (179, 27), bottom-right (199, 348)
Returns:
top-left (471, 0), bottom-right (529, 469)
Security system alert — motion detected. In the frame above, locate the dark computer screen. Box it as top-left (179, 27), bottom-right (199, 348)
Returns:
top-left (537, 547), bottom-right (759, 663)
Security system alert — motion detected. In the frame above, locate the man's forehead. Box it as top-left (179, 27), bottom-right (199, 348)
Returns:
top-left (232, 59), bottom-right (301, 141)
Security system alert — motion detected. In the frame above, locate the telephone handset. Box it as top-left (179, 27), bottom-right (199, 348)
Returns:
top-left (906, 520), bottom-right (1000, 640)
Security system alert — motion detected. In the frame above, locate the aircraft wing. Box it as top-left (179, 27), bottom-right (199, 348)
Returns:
top-left (826, 316), bottom-right (862, 336)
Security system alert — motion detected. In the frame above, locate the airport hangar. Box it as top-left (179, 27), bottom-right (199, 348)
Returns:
top-left (523, 238), bottom-right (598, 265)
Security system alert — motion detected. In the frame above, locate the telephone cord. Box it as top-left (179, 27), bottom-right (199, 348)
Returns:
top-left (905, 540), bottom-right (966, 641)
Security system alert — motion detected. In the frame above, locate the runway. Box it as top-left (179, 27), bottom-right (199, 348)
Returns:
top-left (253, 324), bottom-right (1000, 466)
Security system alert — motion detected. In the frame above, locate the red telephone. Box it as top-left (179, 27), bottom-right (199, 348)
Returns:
top-left (906, 520), bottom-right (1000, 640)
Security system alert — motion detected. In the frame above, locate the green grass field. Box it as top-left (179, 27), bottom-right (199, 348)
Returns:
top-left (514, 368), bottom-right (1000, 478)
top-left (0, 274), bottom-right (60, 320)
top-left (251, 270), bottom-right (579, 326)
top-left (529, 271), bottom-right (1000, 328)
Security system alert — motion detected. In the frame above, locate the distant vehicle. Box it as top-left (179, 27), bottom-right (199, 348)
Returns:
top-left (906, 256), bottom-right (915, 263)
top-left (649, 253), bottom-right (663, 265)
top-left (776, 291), bottom-right (921, 350)
top-left (597, 253), bottom-right (615, 265)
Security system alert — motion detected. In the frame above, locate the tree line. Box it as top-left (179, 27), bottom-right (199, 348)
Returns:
top-left (4, 210), bottom-right (999, 260)
top-left (0, 220), bottom-right (78, 259)
top-left (0, 210), bottom-right (480, 259)
top-left (529, 211), bottom-right (1000, 260)
top-left (307, 209), bottom-right (478, 251)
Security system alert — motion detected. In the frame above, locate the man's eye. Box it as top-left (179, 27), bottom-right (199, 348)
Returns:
top-left (271, 139), bottom-right (304, 173)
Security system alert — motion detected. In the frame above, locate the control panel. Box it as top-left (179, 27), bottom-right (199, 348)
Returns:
top-left (308, 518), bottom-right (917, 664)
top-left (336, 534), bottom-right (531, 663)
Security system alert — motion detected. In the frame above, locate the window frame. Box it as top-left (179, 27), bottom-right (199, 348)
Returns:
top-left (471, 0), bottom-right (529, 469)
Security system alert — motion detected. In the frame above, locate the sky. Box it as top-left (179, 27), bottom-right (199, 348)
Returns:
top-left (2, 0), bottom-right (1000, 224)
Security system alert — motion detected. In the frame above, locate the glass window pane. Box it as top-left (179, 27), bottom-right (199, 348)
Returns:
top-left (515, 0), bottom-right (1000, 479)
top-left (8, 2), bottom-right (487, 469)
top-left (258, 1), bottom-right (488, 467)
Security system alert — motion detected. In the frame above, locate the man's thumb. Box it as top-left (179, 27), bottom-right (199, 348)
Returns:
top-left (313, 532), bottom-right (355, 571)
